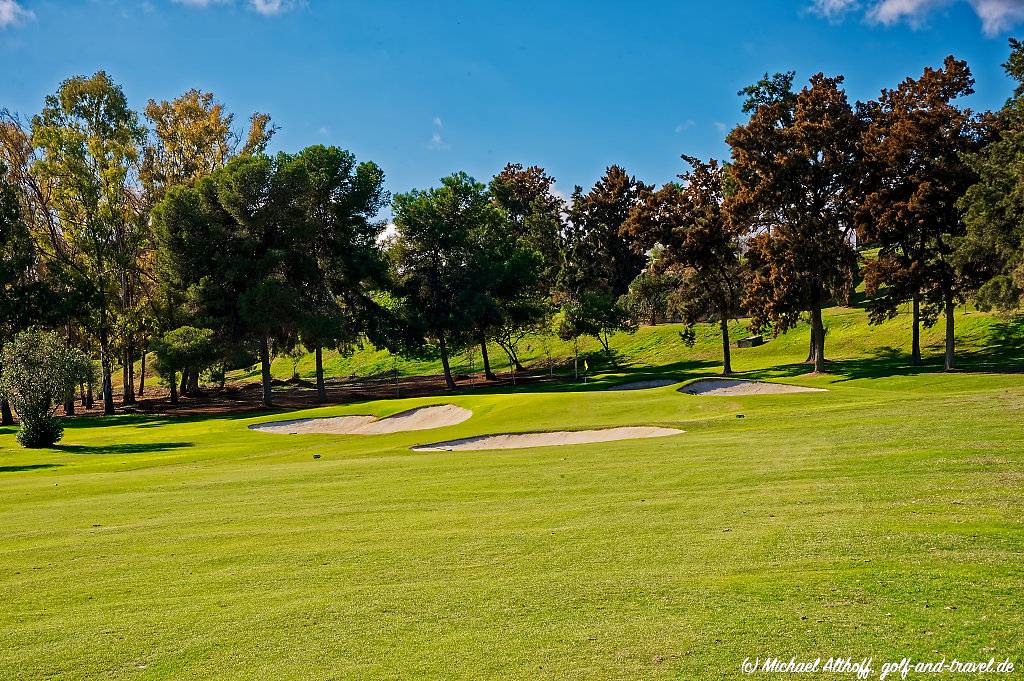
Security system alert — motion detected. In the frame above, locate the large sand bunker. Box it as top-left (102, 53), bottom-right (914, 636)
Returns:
top-left (609, 379), bottom-right (679, 390)
top-left (249, 404), bottom-right (472, 435)
top-left (680, 378), bottom-right (826, 396)
top-left (411, 426), bottom-right (683, 452)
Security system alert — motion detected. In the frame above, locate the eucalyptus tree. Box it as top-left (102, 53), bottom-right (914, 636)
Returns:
top-left (30, 72), bottom-right (146, 414)
top-left (0, 166), bottom-right (50, 424)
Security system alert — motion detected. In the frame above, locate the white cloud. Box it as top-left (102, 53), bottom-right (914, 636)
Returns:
top-left (810, 0), bottom-right (862, 19)
top-left (713, 121), bottom-right (728, 133)
top-left (171, 0), bottom-right (302, 16)
top-left (248, 0), bottom-right (300, 15)
top-left (867, 0), bottom-right (953, 27)
top-left (0, 0), bottom-right (33, 28)
top-left (810, 0), bottom-right (1024, 34)
top-left (674, 119), bottom-right (695, 134)
top-left (970, 0), bottom-right (1024, 34)
top-left (427, 116), bottom-right (449, 151)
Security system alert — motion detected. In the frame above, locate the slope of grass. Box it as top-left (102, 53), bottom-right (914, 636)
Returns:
top-left (242, 301), bottom-right (1023, 383)
top-left (2, 303), bottom-right (1023, 678)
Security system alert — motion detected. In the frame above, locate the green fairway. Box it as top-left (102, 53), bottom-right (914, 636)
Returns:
top-left (2, 307), bottom-right (1023, 679)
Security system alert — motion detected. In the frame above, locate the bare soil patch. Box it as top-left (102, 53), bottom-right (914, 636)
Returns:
top-left (679, 378), bottom-right (826, 396)
top-left (249, 404), bottom-right (472, 435)
top-left (411, 426), bottom-right (683, 452)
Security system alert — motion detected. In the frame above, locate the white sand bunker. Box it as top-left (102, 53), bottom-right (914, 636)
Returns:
top-left (609, 378), bottom-right (679, 390)
top-left (680, 378), bottom-right (826, 396)
top-left (411, 426), bottom-right (683, 452)
top-left (249, 404), bottom-right (472, 435)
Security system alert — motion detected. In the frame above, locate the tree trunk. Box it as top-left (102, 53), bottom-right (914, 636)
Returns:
top-left (138, 351), bottom-right (146, 396)
top-left (810, 304), bottom-right (826, 374)
top-left (260, 337), bottom-right (274, 407)
top-left (573, 341), bottom-right (579, 380)
top-left (315, 346), bottom-right (326, 402)
top-left (944, 297), bottom-right (956, 371)
top-left (719, 316), bottom-right (732, 376)
top-left (479, 333), bottom-right (496, 380)
top-left (85, 380), bottom-right (94, 409)
top-left (99, 329), bottom-right (115, 416)
top-left (911, 294), bottom-right (922, 367)
top-left (188, 369), bottom-right (199, 394)
top-left (438, 333), bottom-right (456, 390)
top-left (123, 347), bottom-right (135, 405)
top-left (1, 399), bottom-right (14, 425)
top-left (64, 397), bottom-right (75, 416)
top-left (805, 333), bottom-right (816, 364)
top-left (179, 368), bottom-right (189, 397)
top-left (169, 371), bottom-right (178, 405)
top-left (600, 330), bottom-right (614, 363)
top-left (219, 362), bottom-right (226, 389)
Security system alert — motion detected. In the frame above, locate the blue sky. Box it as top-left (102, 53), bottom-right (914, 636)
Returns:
top-left (2, 0), bottom-right (1023, 200)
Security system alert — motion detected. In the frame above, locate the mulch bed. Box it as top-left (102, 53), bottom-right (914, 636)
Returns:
top-left (60, 371), bottom-right (559, 419)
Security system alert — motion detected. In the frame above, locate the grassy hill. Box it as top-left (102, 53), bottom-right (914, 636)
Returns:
top-left (2, 302), bottom-right (1023, 678)
top-left (236, 299), bottom-right (1024, 384)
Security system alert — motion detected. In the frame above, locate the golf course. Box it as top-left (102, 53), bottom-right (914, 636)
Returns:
top-left (2, 304), bottom-right (1022, 679)
top-left (7, 3), bottom-right (1024, 678)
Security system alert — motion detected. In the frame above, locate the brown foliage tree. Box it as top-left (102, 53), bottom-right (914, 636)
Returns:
top-left (623, 156), bottom-right (743, 374)
top-left (857, 56), bottom-right (990, 370)
top-left (726, 73), bottom-right (860, 373)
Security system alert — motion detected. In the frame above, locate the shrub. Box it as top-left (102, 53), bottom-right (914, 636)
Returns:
top-left (149, 326), bottom-right (218, 402)
top-left (0, 329), bottom-right (93, 448)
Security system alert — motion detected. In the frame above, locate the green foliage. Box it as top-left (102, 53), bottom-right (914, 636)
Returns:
top-left (390, 171), bottom-right (515, 385)
top-left (150, 326), bottom-right (218, 383)
top-left (621, 268), bottom-right (678, 326)
top-left (30, 71), bottom-right (147, 414)
top-left (0, 328), bottom-right (92, 447)
top-left (959, 39), bottom-right (1024, 314)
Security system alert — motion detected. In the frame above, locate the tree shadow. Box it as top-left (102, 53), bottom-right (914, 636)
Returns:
top-left (53, 442), bottom-right (193, 456)
top-left (464, 359), bottom-right (723, 395)
top-left (0, 463), bottom-right (63, 473)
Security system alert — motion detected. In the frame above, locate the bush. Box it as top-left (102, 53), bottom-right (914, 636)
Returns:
top-left (0, 329), bottom-right (93, 448)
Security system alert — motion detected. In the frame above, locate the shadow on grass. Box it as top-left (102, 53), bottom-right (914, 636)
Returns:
top-left (0, 463), bottom-right (63, 473)
top-left (53, 441), bottom-right (193, 455)
top-left (463, 358), bottom-right (723, 395)
top-left (736, 317), bottom-right (1024, 383)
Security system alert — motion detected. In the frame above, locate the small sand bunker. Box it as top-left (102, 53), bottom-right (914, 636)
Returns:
top-left (609, 378), bottom-right (679, 390)
top-left (411, 426), bottom-right (683, 452)
top-left (680, 378), bottom-right (826, 396)
top-left (249, 404), bottom-right (472, 435)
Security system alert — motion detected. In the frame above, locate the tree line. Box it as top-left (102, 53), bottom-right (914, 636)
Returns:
top-left (3, 41), bottom-right (1024, 428)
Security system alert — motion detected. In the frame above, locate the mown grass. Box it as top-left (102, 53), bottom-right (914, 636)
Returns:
top-left (2, 303), bottom-right (1023, 679)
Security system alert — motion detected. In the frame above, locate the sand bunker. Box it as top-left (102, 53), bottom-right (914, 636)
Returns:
top-left (609, 379), bottom-right (679, 390)
top-left (249, 404), bottom-right (472, 435)
top-left (680, 378), bottom-right (826, 396)
top-left (411, 426), bottom-right (683, 452)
